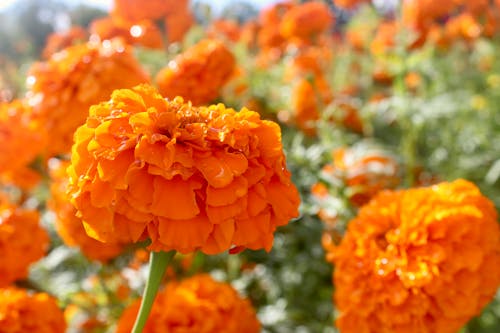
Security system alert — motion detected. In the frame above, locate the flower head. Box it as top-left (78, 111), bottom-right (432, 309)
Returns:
top-left (0, 195), bottom-right (49, 287)
top-left (27, 39), bottom-right (149, 157)
top-left (0, 99), bottom-right (46, 187)
top-left (112, 0), bottom-right (174, 22)
top-left (156, 39), bottom-right (235, 105)
top-left (332, 180), bottom-right (500, 333)
top-left (48, 159), bottom-right (124, 262)
top-left (0, 287), bottom-right (66, 333)
top-left (280, 1), bottom-right (334, 41)
top-left (116, 274), bottom-right (260, 333)
top-left (67, 84), bottom-right (300, 254)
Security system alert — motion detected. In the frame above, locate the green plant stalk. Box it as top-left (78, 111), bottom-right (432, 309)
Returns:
top-left (131, 250), bottom-right (176, 333)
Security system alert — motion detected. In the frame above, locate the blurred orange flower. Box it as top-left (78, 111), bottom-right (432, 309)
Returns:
top-left (280, 1), bottom-right (334, 41)
top-left (112, 0), bottom-right (173, 22)
top-left (156, 39), bottom-right (235, 105)
top-left (333, 0), bottom-right (370, 9)
top-left (332, 180), bottom-right (500, 333)
top-left (292, 78), bottom-right (320, 136)
top-left (90, 17), bottom-right (163, 49)
top-left (0, 287), bottom-right (66, 333)
top-left (48, 159), bottom-right (124, 262)
top-left (164, 2), bottom-right (194, 43)
top-left (0, 99), bottom-right (46, 188)
top-left (0, 195), bottom-right (49, 287)
top-left (116, 274), bottom-right (260, 333)
top-left (67, 84), bottom-right (300, 254)
top-left (42, 26), bottom-right (88, 59)
top-left (26, 39), bottom-right (149, 157)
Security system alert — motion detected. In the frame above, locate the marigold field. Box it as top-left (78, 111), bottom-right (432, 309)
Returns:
top-left (1, 0), bottom-right (500, 332)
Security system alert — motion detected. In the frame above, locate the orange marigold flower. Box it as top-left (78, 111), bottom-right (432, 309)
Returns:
top-left (156, 39), bottom-right (235, 105)
top-left (116, 274), bottom-right (261, 333)
top-left (42, 26), bottom-right (88, 59)
top-left (333, 0), bottom-right (370, 10)
top-left (292, 78), bottom-right (320, 136)
top-left (112, 0), bottom-right (173, 22)
top-left (67, 84), bottom-right (300, 254)
top-left (0, 287), bottom-right (66, 333)
top-left (26, 39), bottom-right (149, 157)
top-left (331, 145), bottom-right (400, 206)
top-left (280, 1), bottom-right (334, 41)
top-left (90, 17), bottom-right (163, 49)
top-left (163, 3), bottom-right (194, 43)
top-left (0, 100), bottom-right (46, 182)
top-left (0, 195), bottom-right (49, 287)
top-left (332, 179), bottom-right (500, 333)
top-left (48, 159), bottom-right (124, 262)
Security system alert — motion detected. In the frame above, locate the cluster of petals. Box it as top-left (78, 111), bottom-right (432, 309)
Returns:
top-left (332, 179), bottom-right (500, 333)
top-left (111, 0), bottom-right (193, 43)
top-left (0, 195), bottom-right (49, 287)
top-left (26, 38), bottom-right (149, 157)
top-left (0, 99), bottom-right (46, 187)
top-left (67, 84), bottom-right (300, 254)
top-left (280, 1), bottom-right (334, 41)
top-left (116, 274), bottom-right (260, 333)
top-left (156, 38), bottom-right (236, 106)
top-left (0, 287), bottom-right (66, 333)
top-left (48, 159), bottom-right (123, 262)
top-left (42, 26), bottom-right (88, 59)
top-left (312, 144), bottom-right (399, 212)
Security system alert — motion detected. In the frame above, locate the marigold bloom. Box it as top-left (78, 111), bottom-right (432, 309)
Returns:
top-left (112, 0), bottom-right (173, 22)
top-left (116, 274), bottom-right (260, 333)
top-left (332, 180), bottom-right (500, 333)
top-left (334, 0), bottom-right (370, 10)
top-left (163, 3), bottom-right (194, 43)
top-left (48, 159), bottom-right (123, 262)
top-left (42, 26), bottom-right (88, 59)
top-left (0, 287), bottom-right (66, 333)
top-left (292, 79), bottom-right (320, 136)
top-left (0, 196), bottom-right (49, 287)
top-left (331, 145), bottom-right (400, 206)
top-left (67, 84), bottom-right (300, 254)
top-left (90, 17), bottom-right (163, 49)
top-left (0, 100), bottom-right (46, 183)
top-left (26, 39), bottom-right (149, 157)
top-left (156, 39), bottom-right (235, 105)
top-left (280, 1), bottom-right (334, 41)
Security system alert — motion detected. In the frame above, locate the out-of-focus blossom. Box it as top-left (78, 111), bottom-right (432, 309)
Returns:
top-left (26, 39), bottom-right (149, 157)
top-left (116, 274), bottom-right (261, 333)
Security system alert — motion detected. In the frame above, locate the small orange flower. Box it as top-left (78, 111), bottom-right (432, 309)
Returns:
top-left (207, 19), bottom-right (242, 42)
top-left (292, 78), bottom-right (320, 136)
top-left (0, 100), bottom-right (46, 187)
top-left (163, 4), bottom-right (194, 43)
top-left (280, 1), bottom-right (334, 41)
top-left (112, 0), bottom-right (173, 22)
top-left (48, 159), bottom-right (123, 262)
top-left (42, 26), bottom-right (88, 59)
top-left (332, 180), bottom-right (500, 333)
top-left (333, 0), bottom-right (370, 10)
top-left (90, 17), bottom-right (163, 49)
top-left (156, 39), bottom-right (235, 105)
top-left (116, 274), bottom-right (261, 333)
top-left (0, 287), bottom-right (66, 333)
top-left (67, 84), bottom-right (300, 254)
top-left (26, 39), bottom-right (149, 157)
top-left (0, 195), bottom-right (49, 287)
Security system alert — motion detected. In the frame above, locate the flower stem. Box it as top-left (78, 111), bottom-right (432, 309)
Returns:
top-left (131, 250), bottom-right (176, 333)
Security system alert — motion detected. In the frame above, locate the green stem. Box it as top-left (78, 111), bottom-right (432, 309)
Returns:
top-left (131, 250), bottom-right (176, 333)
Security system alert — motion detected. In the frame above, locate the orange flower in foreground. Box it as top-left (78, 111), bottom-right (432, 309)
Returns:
top-left (116, 274), bottom-right (260, 333)
top-left (48, 159), bottom-right (123, 262)
top-left (156, 39), bottom-right (235, 105)
top-left (26, 39), bottom-right (149, 157)
top-left (67, 84), bottom-right (300, 254)
top-left (0, 287), bottom-right (66, 333)
top-left (0, 196), bottom-right (49, 287)
top-left (280, 1), bottom-right (333, 41)
top-left (332, 180), bottom-right (500, 333)
top-left (0, 100), bottom-right (46, 185)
